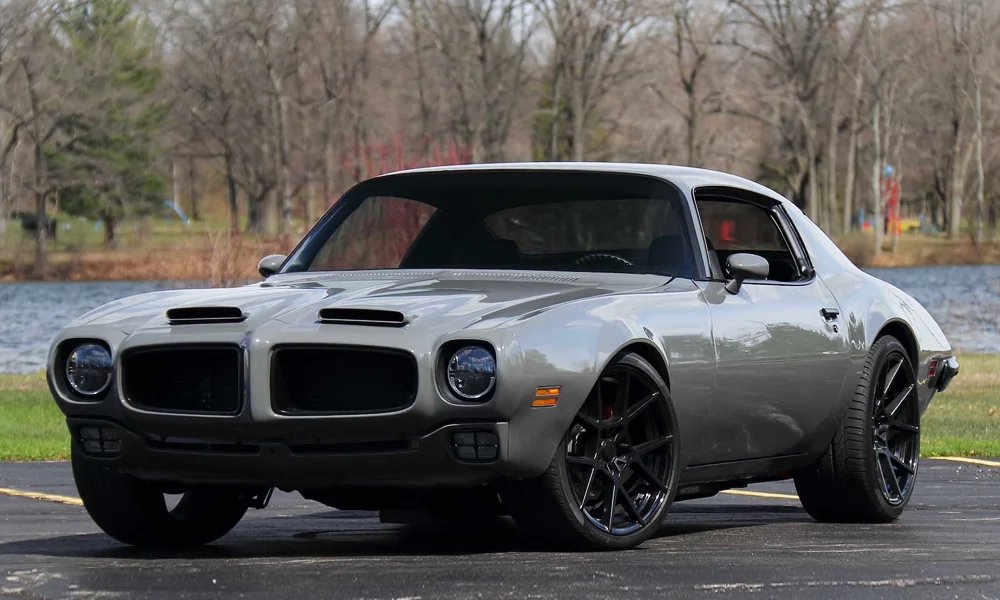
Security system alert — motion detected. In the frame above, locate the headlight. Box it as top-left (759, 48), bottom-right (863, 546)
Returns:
top-left (65, 343), bottom-right (113, 397)
top-left (446, 346), bottom-right (496, 400)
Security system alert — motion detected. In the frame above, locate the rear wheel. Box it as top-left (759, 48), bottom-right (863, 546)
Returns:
top-left (503, 352), bottom-right (680, 550)
top-left (72, 447), bottom-right (249, 548)
top-left (794, 335), bottom-right (921, 522)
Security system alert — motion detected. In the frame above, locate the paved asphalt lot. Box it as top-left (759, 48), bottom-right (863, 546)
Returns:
top-left (1, 460), bottom-right (999, 600)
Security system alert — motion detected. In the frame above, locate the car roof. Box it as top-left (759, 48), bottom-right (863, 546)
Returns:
top-left (376, 162), bottom-right (792, 206)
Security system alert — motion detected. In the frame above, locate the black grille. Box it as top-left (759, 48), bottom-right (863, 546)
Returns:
top-left (122, 346), bottom-right (242, 415)
top-left (271, 346), bottom-right (417, 414)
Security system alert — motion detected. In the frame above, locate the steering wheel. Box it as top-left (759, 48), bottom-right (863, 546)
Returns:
top-left (573, 253), bottom-right (635, 272)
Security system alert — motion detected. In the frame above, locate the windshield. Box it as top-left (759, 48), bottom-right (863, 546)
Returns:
top-left (283, 171), bottom-right (698, 278)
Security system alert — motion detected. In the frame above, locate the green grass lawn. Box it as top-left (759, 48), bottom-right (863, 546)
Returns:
top-left (1, 354), bottom-right (997, 461)
top-left (0, 373), bottom-right (69, 460)
top-left (921, 353), bottom-right (1000, 457)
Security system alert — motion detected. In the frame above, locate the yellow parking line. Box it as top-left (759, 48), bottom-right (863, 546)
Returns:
top-left (721, 489), bottom-right (799, 501)
top-left (929, 456), bottom-right (1000, 468)
top-left (0, 487), bottom-right (83, 507)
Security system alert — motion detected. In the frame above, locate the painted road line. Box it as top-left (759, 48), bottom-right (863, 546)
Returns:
top-left (0, 487), bottom-right (83, 506)
top-left (721, 489), bottom-right (799, 501)
top-left (929, 456), bottom-right (1000, 468)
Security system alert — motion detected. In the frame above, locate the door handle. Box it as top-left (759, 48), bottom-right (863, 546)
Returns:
top-left (820, 307), bottom-right (840, 320)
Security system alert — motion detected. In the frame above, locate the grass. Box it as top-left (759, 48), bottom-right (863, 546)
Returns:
top-left (921, 353), bottom-right (1000, 457)
top-left (0, 373), bottom-right (69, 461)
top-left (835, 231), bottom-right (1000, 268)
top-left (1, 354), bottom-right (997, 461)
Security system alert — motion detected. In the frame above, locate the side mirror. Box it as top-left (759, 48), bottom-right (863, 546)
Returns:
top-left (257, 254), bottom-right (287, 278)
top-left (724, 253), bottom-right (769, 294)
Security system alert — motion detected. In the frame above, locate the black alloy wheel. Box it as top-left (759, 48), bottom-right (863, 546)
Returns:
top-left (502, 352), bottom-right (679, 549)
top-left (871, 349), bottom-right (920, 505)
top-left (565, 363), bottom-right (676, 535)
top-left (793, 335), bottom-right (922, 523)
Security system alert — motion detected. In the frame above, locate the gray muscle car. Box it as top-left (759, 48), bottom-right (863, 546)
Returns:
top-left (48, 163), bottom-right (959, 550)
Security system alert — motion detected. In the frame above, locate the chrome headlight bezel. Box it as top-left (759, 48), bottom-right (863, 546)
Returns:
top-left (444, 344), bottom-right (497, 401)
top-left (64, 342), bottom-right (113, 398)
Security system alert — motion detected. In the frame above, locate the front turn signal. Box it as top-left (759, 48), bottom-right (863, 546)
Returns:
top-left (532, 386), bottom-right (560, 407)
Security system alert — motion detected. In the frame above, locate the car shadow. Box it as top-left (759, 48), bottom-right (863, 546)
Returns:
top-left (0, 503), bottom-right (809, 560)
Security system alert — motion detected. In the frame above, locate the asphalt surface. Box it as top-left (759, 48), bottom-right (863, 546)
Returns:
top-left (1, 460), bottom-right (999, 600)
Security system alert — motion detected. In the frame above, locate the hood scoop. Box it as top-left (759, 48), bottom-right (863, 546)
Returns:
top-left (167, 306), bottom-right (246, 325)
top-left (318, 308), bottom-right (408, 328)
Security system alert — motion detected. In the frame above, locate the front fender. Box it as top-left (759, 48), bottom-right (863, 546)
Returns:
top-left (500, 280), bottom-right (713, 478)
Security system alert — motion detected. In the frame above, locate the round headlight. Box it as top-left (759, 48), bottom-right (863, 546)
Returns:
top-left (447, 346), bottom-right (496, 400)
top-left (65, 343), bottom-right (113, 397)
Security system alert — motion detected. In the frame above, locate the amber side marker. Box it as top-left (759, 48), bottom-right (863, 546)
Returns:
top-left (532, 386), bottom-right (561, 407)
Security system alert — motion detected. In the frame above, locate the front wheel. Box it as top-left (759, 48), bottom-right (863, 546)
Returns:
top-left (794, 335), bottom-right (921, 522)
top-left (72, 447), bottom-right (249, 548)
top-left (503, 352), bottom-right (681, 550)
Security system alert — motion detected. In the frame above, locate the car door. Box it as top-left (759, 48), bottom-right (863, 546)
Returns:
top-left (692, 190), bottom-right (851, 465)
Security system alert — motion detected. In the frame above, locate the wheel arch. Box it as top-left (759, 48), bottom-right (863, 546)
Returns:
top-left (874, 319), bottom-right (918, 368)
top-left (610, 340), bottom-right (671, 391)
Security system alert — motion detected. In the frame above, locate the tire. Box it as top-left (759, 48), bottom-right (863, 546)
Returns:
top-left (502, 352), bottom-right (681, 550)
top-left (793, 335), bottom-right (921, 522)
top-left (72, 446), bottom-right (249, 548)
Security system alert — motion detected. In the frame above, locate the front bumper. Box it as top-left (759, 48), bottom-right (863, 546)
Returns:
top-left (67, 417), bottom-right (511, 488)
top-left (935, 355), bottom-right (960, 392)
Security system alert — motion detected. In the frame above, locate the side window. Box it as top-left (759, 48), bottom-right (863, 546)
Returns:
top-left (696, 197), bottom-right (802, 282)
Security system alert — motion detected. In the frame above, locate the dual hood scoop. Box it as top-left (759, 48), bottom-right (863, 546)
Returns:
top-left (166, 306), bottom-right (245, 325)
top-left (318, 308), bottom-right (408, 328)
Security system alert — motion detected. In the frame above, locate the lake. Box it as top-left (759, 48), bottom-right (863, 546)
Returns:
top-left (2, 265), bottom-right (999, 373)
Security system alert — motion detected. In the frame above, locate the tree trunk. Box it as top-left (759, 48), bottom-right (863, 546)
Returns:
top-left (806, 133), bottom-right (820, 228)
top-left (188, 156), bottom-right (199, 221)
top-left (32, 189), bottom-right (46, 279)
top-left (261, 137), bottom-right (279, 236)
top-left (686, 90), bottom-right (698, 166)
top-left (843, 74), bottom-right (863, 234)
top-left (24, 61), bottom-right (47, 279)
top-left (305, 180), bottom-right (317, 228)
top-left (947, 135), bottom-right (964, 240)
top-left (549, 69), bottom-right (562, 160)
top-left (872, 90), bottom-right (883, 257)
top-left (825, 79), bottom-right (841, 235)
top-left (172, 158), bottom-right (182, 215)
top-left (974, 75), bottom-right (984, 247)
top-left (103, 211), bottom-right (116, 248)
top-left (225, 152), bottom-right (238, 234)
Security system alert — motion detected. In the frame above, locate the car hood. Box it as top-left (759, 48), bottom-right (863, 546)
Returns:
top-left (71, 270), bottom-right (671, 334)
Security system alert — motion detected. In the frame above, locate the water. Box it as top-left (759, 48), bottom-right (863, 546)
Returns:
top-left (865, 265), bottom-right (1000, 354)
top-left (0, 281), bottom-right (183, 374)
top-left (1, 265), bottom-right (998, 373)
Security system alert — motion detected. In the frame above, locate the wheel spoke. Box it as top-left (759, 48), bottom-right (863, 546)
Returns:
top-left (566, 455), bottom-right (601, 469)
top-left (890, 453), bottom-right (915, 475)
top-left (625, 392), bottom-right (659, 423)
top-left (578, 468), bottom-right (597, 510)
top-left (616, 370), bottom-right (631, 416)
top-left (574, 413), bottom-right (602, 431)
top-left (878, 450), bottom-right (902, 499)
top-left (632, 458), bottom-right (671, 493)
top-left (887, 419), bottom-right (919, 435)
top-left (634, 435), bottom-right (674, 457)
top-left (884, 384), bottom-right (914, 418)
top-left (611, 475), bottom-right (644, 524)
top-left (882, 358), bottom-right (903, 397)
top-left (603, 477), bottom-right (617, 531)
top-left (595, 378), bottom-right (605, 424)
